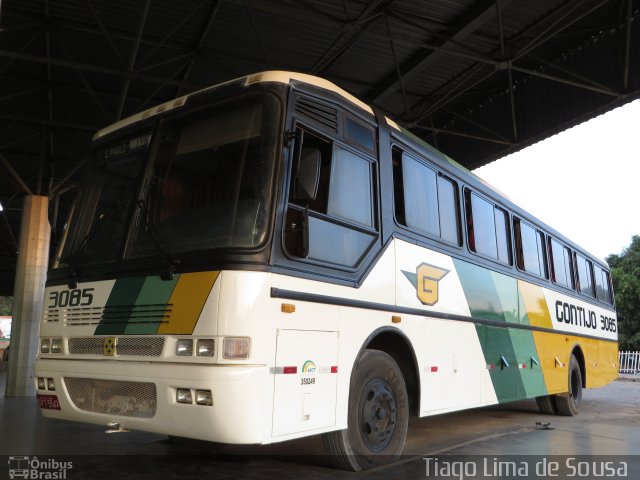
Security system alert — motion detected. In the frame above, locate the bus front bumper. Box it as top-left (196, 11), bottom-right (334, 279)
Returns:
top-left (35, 359), bottom-right (269, 444)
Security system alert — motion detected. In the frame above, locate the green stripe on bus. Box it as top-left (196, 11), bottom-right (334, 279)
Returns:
top-left (509, 328), bottom-right (548, 398)
top-left (476, 324), bottom-right (524, 402)
top-left (124, 275), bottom-right (180, 335)
top-left (490, 271), bottom-right (519, 324)
top-left (453, 259), bottom-right (505, 322)
top-left (95, 277), bottom-right (146, 335)
top-left (454, 259), bottom-right (545, 401)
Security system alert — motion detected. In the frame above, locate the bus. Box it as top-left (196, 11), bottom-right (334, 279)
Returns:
top-left (35, 71), bottom-right (618, 471)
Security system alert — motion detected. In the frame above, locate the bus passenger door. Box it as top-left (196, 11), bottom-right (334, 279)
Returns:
top-left (272, 329), bottom-right (339, 437)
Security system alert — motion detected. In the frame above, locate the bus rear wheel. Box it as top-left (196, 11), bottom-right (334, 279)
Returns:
top-left (535, 395), bottom-right (557, 415)
top-left (322, 349), bottom-right (409, 471)
top-left (554, 354), bottom-right (582, 416)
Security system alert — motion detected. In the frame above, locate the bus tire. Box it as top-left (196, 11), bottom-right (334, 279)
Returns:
top-left (535, 395), bottom-right (558, 415)
top-left (321, 349), bottom-right (409, 471)
top-left (553, 354), bottom-right (582, 416)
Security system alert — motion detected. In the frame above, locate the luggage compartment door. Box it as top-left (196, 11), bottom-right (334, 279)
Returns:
top-left (272, 329), bottom-right (338, 437)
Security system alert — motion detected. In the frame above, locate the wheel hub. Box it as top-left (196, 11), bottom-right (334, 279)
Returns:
top-left (360, 378), bottom-right (397, 451)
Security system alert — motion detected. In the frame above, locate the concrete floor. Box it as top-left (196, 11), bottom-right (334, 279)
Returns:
top-left (1, 363), bottom-right (639, 479)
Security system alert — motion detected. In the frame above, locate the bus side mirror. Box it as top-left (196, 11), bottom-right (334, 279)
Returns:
top-left (293, 148), bottom-right (321, 202)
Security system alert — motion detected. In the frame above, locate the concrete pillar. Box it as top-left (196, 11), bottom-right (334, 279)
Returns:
top-left (5, 195), bottom-right (50, 397)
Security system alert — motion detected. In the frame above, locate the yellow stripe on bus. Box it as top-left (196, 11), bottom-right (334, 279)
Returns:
top-left (532, 332), bottom-right (617, 394)
top-left (517, 280), bottom-right (553, 328)
top-left (157, 271), bottom-right (220, 334)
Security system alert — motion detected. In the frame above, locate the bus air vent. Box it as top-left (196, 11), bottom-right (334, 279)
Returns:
top-left (294, 97), bottom-right (338, 132)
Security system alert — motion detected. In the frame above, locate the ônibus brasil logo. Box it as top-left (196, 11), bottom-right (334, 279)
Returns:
top-left (7, 456), bottom-right (73, 480)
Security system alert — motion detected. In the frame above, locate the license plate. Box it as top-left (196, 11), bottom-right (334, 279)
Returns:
top-left (37, 394), bottom-right (61, 410)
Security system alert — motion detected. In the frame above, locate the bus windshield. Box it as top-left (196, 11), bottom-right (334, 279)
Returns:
top-left (60, 92), bottom-right (280, 269)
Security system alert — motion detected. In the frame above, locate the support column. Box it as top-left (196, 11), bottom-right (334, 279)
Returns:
top-left (5, 195), bottom-right (50, 397)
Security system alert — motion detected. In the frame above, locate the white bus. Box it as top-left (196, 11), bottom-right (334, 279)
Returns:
top-left (35, 71), bottom-right (618, 470)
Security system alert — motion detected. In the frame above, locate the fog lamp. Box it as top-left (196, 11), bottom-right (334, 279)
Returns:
top-left (51, 338), bottom-right (63, 354)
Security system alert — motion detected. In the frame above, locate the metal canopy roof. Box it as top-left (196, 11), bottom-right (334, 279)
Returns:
top-left (1, 0), bottom-right (639, 295)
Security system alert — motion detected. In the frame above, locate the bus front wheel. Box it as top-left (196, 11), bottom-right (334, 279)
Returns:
top-left (553, 354), bottom-right (582, 416)
top-left (322, 349), bottom-right (409, 471)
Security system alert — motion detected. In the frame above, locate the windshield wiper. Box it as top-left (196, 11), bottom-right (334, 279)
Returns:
top-left (137, 199), bottom-right (179, 281)
top-left (66, 209), bottom-right (112, 288)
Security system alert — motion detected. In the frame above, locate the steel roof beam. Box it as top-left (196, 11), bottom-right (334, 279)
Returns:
top-left (623, 0), bottom-right (633, 92)
top-left (0, 132), bottom-right (42, 151)
top-left (49, 160), bottom-right (87, 197)
top-left (494, 0), bottom-right (518, 141)
top-left (0, 113), bottom-right (98, 132)
top-left (0, 49), bottom-right (195, 90)
top-left (116, 0), bottom-right (152, 121)
top-left (0, 154), bottom-right (33, 195)
top-left (527, 53), bottom-right (619, 96)
top-left (310, 0), bottom-right (393, 75)
top-left (412, 125), bottom-right (513, 145)
top-left (384, 13), bottom-right (409, 113)
top-left (367, 0), bottom-right (508, 105)
top-left (407, 63), bottom-right (496, 124)
top-left (246, 2), bottom-right (272, 69)
top-left (0, 31), bottom-right (40, 77)
top-left (86, 0), bottom-right (125, 68)
top-left (441, 107), bottom-right (512, 144)
top-left (52, 35), bottom-right (110, 121)
top-left (176, 0), bottom-right (224, 97)
top-left (138, 0), bottom-right (210, 69)
top-left (511, 0), bottom-right (610, 62)
top-left (510, 65), bottom-right (621, 97)
top-left (401, 0), bottom-right (622, 132)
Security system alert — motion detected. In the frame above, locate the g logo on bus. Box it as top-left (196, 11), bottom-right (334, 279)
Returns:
top-left (403, 263), bottom-right (449, 306)
top-left (416, 263), bottom-right (449, 305)
top-left (103, 337), bottom-right (117, 356)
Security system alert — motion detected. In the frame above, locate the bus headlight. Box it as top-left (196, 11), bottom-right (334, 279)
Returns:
top-left (222, 337), bottom-right (250, 360)
top-left (195, 390), bottom-right (213, 406)
top-left (176, 339), bottom-right (193, 356)
top-left (196, 339), bottom-right (215, 357)
top-left (37, 378), bottom-right (46, 390)
top-left (50, 338), bottom-right (63, 354)
top-left (176, 389), bottom-right (192, 404)
top-left (40, 338), bottom-right (51, 354)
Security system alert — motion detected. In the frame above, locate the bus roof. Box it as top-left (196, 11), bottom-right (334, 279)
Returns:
top-left (93, 71), bottom-right (373, 140)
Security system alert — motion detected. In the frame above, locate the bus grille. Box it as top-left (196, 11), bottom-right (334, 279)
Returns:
top-left (68, 337), bottom-right (165, 356)
top-left (44, 304), bottom-right (172, 326)
top-left (64, 377), bottom-right (157, 418)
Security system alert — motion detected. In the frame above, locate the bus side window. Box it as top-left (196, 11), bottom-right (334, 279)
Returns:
top-left (575, 253), bottom-right (595, 297)
top-left (513, 218), bottom-right (548, 279)
top-left (594, 264), bottom-right (612, 304)
top-left (464, 189), bottom-right (511, 265)
top-left (548, 237), bottom-right (574, 289)
top-left (392, 148), bottom-right (461, 246)
top-left (285, 126), bottom-right (377, 267)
